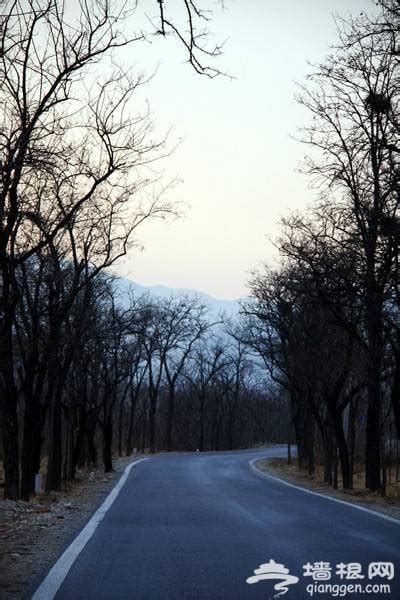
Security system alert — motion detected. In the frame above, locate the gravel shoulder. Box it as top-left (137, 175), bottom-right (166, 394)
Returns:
top-left (255, 457), bottom-right (400, 521)
top-left (0, 456), bottom-right (139, 600)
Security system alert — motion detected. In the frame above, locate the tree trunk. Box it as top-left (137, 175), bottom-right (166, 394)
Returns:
top-left (63, 414), bottom-right (74, 483)
top-left (348, 397), bottom-right (357, 488)
top-left (21, 370), bottom-right (47, 500)
top-left (125, 391), bottom-right (137, 456)
top-left (365, 330), bottom-right (382, 490)
top-left (45, 336), bottom-right (69, 492)
top-left (307, 419), bottom-right (315, 476)
top-left (1, 380), bottom-right (19, 499)
top-left (103, 415), bottom-right (113, 472)
top-left (334, 414), bottom-right (352, 489)
top-left (45, 395), bottom-right (62, 492)
top-left (166, 387), bottom-right (175, 452)
top-left (0, 305), bottom-right (20, 499)
top-left (148, 399), bottom-right (156, 454)
top-left (86, 425), bottom-right (98, 467)
top-left (71, 408), bottom-right (88, 479)
top-left (228, 413), bottom-right (234, 451)
top-left (364, 242), bottom-right (383, 491)
top-left (199, 394), bottom-right (205, 451)
top-left (291, 392), bottom-right (310, 471)
top-left (20, 392), bottom-right (39, 500)
top-left (322, 430), bottom-right (333, 486)
top-left (118, 395), bottom-right (124, 457)
top-left (214, 417), bottom-right (221, 451)
top-left (391, 351), bottom-right (400, 440)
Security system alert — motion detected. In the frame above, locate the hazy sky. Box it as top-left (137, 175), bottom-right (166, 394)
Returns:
top-left (114, 0), bottom-right (368, 299)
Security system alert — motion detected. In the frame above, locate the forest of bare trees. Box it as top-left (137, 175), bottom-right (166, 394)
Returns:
top-left (1, 0), bottom-right (400, 505)
top-left (4, 257), bottom-right (280, 503)
top-left (0, 0), bottom-right (282, 502)
top-left (241, 0), bottom-right (400, 494)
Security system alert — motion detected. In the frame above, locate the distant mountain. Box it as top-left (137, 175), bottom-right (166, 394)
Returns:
top-left (113, 278), bottom-right (263, 371)
top-left (114, 277), bottom-right (243, 320)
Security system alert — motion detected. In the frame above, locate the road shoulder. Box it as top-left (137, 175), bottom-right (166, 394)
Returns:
top-left (250, 457), bottom-right (400, 523)
top-left (0, 456), bottom-right (142, 600)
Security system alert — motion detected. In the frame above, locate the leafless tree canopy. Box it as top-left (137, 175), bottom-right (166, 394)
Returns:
top-left (243, 0), bottom-right (400, 494)
top-left (153, 0), bottom-right (225, 77)
top-left (0, 0), bottom-right (227, 500)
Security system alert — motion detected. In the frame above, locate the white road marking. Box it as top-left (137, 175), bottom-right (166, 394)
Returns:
top-left (249, 458), bottom-right (400, 525)
top-left (31, 458), bottom-right (149, 600)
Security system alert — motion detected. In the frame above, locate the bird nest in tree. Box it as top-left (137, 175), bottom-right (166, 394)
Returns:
top-left (365, 92), bottom-right (392, 114)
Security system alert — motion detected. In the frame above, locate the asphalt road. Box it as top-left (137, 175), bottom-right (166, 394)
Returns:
top-left (36, 448), bottom-right (400, 600)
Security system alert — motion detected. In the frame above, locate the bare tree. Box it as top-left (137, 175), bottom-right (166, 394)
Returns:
top-left (0, 0), bottom-right (175, 498)
top-left (297, 13), bottom-right (399, 490)
top-left (160, 296), bottom-right (212, 451)
top-left (186, 339), bottom-right (226, 451)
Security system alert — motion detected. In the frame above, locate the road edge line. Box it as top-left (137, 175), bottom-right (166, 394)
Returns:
top-left (31, 457), bottom-right (149, 600)
top-left (249, 458), bottom-right (400, 526)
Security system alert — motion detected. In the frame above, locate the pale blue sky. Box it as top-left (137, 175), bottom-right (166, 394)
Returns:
top-left (114, 0), bottom-right (369, 299)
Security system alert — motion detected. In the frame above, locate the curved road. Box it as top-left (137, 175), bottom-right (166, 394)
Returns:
top-left (34, 448), bottom-right (400, 599)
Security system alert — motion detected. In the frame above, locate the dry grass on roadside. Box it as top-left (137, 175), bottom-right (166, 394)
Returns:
top-left (257, 457), bottom-right (400, 521)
